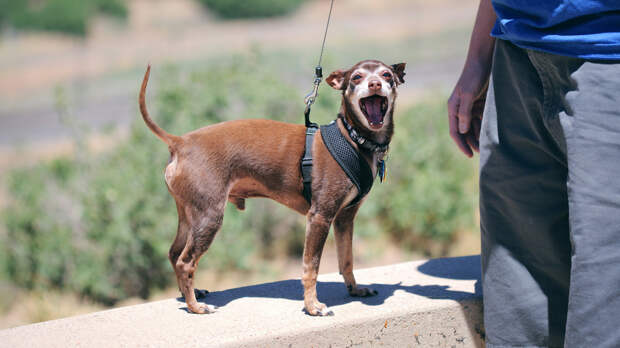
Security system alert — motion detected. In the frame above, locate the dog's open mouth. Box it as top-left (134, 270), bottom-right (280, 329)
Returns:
top-left (360, 95), bottom-right (388, 129)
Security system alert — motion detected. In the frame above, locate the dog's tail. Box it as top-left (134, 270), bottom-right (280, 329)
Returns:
top-left (139, 65), bottom-right (179, 147)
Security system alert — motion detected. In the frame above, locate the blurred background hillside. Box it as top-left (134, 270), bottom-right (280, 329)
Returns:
top-left (0, 0), bottom-right (479, 328)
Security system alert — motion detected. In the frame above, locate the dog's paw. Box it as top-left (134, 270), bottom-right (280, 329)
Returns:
top-left (304, 302), bottom-right (334, 317)
top-left (349, 287), bottom-right (378, 297)
top-left (317, 307), bottom-right (334, 316)
top-left (189, 303), bottom-right (217, 314)
top-left (194, 288), bottom-right (209, 299)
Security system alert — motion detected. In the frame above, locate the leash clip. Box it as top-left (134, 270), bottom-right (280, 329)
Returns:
top-left (304, 66), bottom-right (323, 128)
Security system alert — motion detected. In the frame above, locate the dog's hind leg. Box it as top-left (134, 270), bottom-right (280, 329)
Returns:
top-left (169, 206), bottom-right (208, 300)
top-left (172, 202), bottom-right (225, 314)
top-left (334, 204), bottom-right (378, 297)
top-left (169, 208), bottom-right (189, 296)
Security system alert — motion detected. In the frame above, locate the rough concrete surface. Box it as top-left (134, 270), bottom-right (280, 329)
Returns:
top-left (0, 255), bottom-right (483, 348)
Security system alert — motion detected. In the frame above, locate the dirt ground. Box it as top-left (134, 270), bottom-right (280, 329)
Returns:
top-left (0, 0), bottom-right (475, 148)
top-left (0, 0), bottom-right (479, 329)
top-left (0, 0), bottom-right (475, 98)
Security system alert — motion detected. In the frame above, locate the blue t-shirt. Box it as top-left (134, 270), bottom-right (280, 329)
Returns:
top-left (491, 0), bottom-right (620, 59)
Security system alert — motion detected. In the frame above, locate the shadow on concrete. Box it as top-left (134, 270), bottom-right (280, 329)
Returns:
top-left (177, 255), bottom-right (481, 311)
top-left (417, 255), bottom-right (480, 280)
top-left (179, 280), bottom-right (478, 310)
top-left (417, 254), bottom-right (482, 295)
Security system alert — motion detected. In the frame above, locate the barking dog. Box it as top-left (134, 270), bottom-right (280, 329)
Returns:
top-left (139, 59), bottom-right (405, 316)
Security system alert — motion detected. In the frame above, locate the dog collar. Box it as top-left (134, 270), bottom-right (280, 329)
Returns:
top-left (338, 114), bottom-right (389, 154)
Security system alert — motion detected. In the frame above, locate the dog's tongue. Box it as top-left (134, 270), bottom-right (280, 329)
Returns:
top-left (363, 96), bottom-right (383, 124)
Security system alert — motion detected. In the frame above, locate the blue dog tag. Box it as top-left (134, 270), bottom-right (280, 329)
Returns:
top-left (378, 159), bottom-right (386, 183)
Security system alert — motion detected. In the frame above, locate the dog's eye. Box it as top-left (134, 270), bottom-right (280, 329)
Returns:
top-left (382, 72), bottom-right (391, 78)
top-left (352, 74), bottom-right (362, 80)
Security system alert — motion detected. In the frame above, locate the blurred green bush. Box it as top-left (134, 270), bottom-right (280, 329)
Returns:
top-left (0, 0), bottom-right (127, 36)
top-left (0, 54), bottom-right (474, 305)
top-left (356, 101), bottom-right (476, 255)
top-left (198, 0), bottom-right (305, 19)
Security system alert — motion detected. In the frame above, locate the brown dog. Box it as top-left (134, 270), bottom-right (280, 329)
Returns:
top-left (139, 59), bottom-right (405, 316)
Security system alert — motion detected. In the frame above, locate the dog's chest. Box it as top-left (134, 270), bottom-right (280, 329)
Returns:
top-left (340, 186), bottom-right (360, 208)
top-left (319, 122), bottom-right (376, 205)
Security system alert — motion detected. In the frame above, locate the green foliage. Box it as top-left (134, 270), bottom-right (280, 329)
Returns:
top-left (357, 101), bottom-right (476, 254)
top-left (0, 53), bottom-right (474, 304)
top-left (0, 0), bottom-right (127, 36)
top-left (93, 0), bottom-right (127, 18)
top-left (0, 53), bottom-right (308, 304)
top-left (198, 0), bottom-right (305, 19)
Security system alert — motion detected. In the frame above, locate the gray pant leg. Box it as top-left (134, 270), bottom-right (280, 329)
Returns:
top-left (482, 39), bottom-right (620, 348)
top-left (480, 40), bottom-right (571, 348)
top-left (559, 60), bottom-right (620, 348)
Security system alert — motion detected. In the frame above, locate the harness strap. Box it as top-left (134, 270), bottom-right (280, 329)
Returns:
top-left (320, 121), bottom-right (374, 205)
top-left (301, 126), bottom-right (318, 203)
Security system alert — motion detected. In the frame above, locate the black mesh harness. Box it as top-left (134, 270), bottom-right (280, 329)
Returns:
top-left (301, 117), bottom-right (388, 206)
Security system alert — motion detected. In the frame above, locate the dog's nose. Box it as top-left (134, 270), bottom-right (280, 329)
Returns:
top-left (368, 79), bottom-right (381, 92)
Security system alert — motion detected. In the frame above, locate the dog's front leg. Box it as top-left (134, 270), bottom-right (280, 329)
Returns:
top-left (334, 204), bottom-right (378, 297)
top-left (302, 209), bottom-right (334, 316)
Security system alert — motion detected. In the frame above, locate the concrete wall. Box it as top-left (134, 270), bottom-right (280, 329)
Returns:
top-left (0, 255), bottom-right (484, 347)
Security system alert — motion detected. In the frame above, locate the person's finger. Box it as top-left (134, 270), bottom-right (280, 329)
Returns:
top-left (457, 93), bottom-right (474, 134)
top-left (465, 132), bottom-right (479, 153)
top-left (453, 130), bottom-right (473, 157)
top-left (448, 97), bottom-right (473, 157)
top-left (472, 96), bottom-right (486, 120)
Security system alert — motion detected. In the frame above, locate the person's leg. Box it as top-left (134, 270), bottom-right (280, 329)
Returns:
top-left (556, 60), bottom-right (620, 348)
top-left (479, 39), bottom-right (572, 347)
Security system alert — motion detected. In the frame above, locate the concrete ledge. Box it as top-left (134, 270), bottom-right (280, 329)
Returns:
top-left (0, 255), bottom-right (483, 347)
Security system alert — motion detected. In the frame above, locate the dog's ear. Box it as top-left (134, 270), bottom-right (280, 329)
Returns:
top-left (326, 69), bottom-right (346, 90)
top-left (391, 63), bottom-right (406, 84)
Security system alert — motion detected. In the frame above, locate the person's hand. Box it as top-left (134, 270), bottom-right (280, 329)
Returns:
top-left (448, 64), bottom-right (489, 157)
top-left (447, 0), bottom-right (496, 157)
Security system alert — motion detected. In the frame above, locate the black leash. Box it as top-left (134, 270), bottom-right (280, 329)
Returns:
top-left (301, 0), bottom-right (336, 203)
top-left (299, 0), bottom-right (389, 204)
top-left (303, 0), bottom-right (335, 128)
top-left (317, 0), bottom-right (334, 68)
